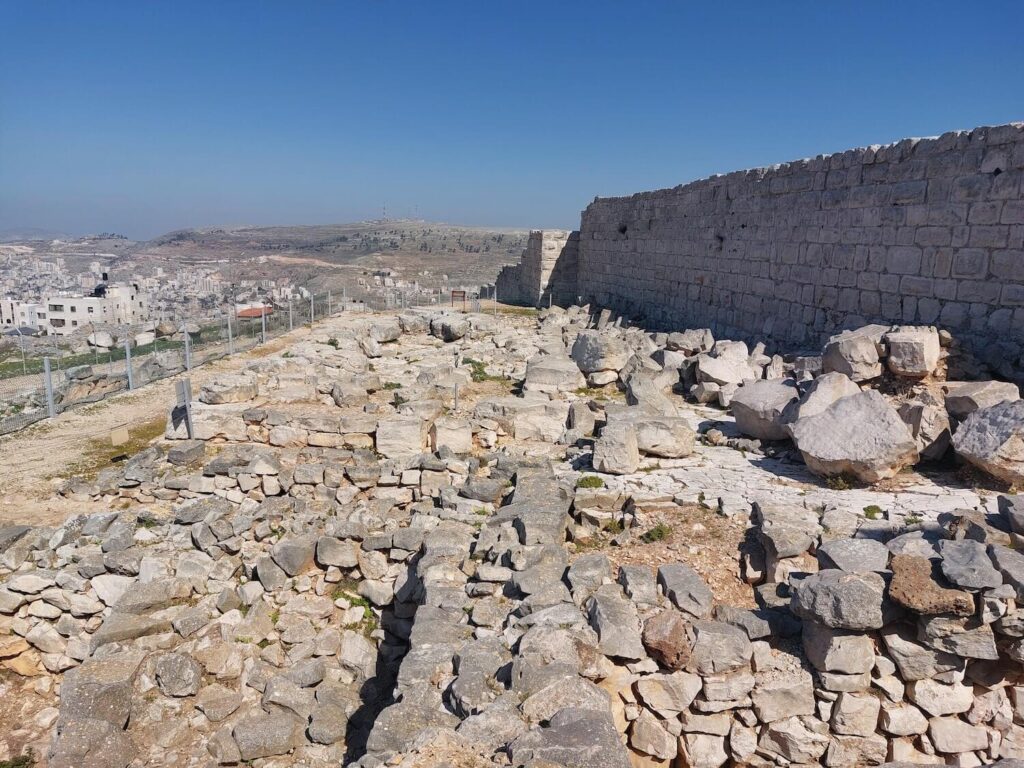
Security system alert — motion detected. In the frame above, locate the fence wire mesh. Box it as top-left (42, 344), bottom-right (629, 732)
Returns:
top-left (0, 293), bottom-right (338, 437)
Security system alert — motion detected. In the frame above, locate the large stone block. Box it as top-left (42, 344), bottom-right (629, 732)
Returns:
top-left (789, 389), bottom-right (918, 482)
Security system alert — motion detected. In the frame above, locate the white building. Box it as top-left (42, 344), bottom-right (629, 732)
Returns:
top-left (0, 298), bottom-right (16, 328)
top-left (18, 303), bottom-right (45, 331)
top-left (42, 282), bottom-right (150, 337)
top-left (1, 299), bottom-right (45, 332)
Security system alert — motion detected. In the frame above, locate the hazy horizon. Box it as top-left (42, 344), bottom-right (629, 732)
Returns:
top-left (2, 1), bottom-right (1022, 241)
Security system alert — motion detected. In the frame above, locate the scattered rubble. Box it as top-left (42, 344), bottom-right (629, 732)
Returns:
top-left (1, 303), bottom-right (1023, 767)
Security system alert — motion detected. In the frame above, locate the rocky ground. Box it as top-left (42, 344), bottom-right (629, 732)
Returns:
top-left (1, 304), bottom-right (1024, 767)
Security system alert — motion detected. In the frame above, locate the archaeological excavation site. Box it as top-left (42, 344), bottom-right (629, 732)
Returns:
top-left (3, 122), bottom-right (1024, 768)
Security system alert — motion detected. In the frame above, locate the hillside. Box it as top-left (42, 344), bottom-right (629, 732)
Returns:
top-left (135, 220), bottom-right (529, 293)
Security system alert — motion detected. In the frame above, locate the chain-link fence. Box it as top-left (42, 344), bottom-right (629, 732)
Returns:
top-left (0, 292), bottom-right (334, 437)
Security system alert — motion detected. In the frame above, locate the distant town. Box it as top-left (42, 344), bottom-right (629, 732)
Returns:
top-left (0, 221), bottom-right (527, 344)
top-left (0, 245), bottom-right (300, 339)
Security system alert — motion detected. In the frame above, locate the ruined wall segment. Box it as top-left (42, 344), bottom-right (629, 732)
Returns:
top-left (496, 229), bottom-right (579, 307)
top-left (577, 123), bottom-right (1024, 357)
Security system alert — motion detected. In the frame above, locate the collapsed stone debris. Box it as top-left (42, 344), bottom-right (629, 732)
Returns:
top-left (2, 301), bottom-right (1024, 768)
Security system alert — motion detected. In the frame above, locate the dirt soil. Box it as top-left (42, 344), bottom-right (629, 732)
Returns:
top-left (0, 329), bottom-right (309, 529)
top-left (579, 501), bottom-right (757, 609)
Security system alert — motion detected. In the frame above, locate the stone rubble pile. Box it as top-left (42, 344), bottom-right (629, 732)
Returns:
top-left (2, 304), bottom-right (1024, 767)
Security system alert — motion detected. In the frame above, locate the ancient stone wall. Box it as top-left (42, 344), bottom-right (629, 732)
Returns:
top-left (576, 123), bottom-right (1024, 360)
top-left (496, 230), bottom-right (579, 307)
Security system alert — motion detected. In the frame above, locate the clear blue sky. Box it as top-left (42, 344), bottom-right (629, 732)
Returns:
top-left (1, 1), bottom-right (1022, 240)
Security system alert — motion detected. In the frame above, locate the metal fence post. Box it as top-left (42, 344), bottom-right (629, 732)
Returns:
top-left (327, 291), bottom-right (332, 316)
top-left (310, 295), bottom-right (315, 325)
top-left (124, 340), bottom-right (134, 390)
top-left (43, 357), bottom-right (56, 419)
top-left (227, 313), bottom-right (234, 355)
top-left (183, 326), bottom-right (193, 370)
top-left (289, 299), bottom-right (294, 331)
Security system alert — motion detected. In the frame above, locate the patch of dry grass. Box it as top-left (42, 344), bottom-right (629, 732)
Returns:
top-left (60, 414), bottom-right (168, 481)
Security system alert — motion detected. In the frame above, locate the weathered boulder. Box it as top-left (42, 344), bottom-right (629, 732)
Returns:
top-left (316, 536), bottom-right (359, 568)
top-left (952, 399), bottom-right (1024, 486)
top-left (376, 416), bottom-right (425, 458)
top-left (642, 610), bottom-right (691, 670)
top-left (897, 392), bottom-right (951, 461)
top-left (758, 715), bottom-right (829, 763)
top-left (366, 699), bottom-right (461, 754)
top-left (398, 313), bottom-right (429, 333)
top-left (937, 539), bottom-right (1003, 590)
top-left (592, 423), bottom-right (640, 475)
top-left (270, 535), bottom-right (316, 577)
top-left (524, 353), bottom-right (586, 393)
top-left (695, 350), bottom-right (757, 387)
top-left (730, 379), bottom-right (799, 441)
top-left (888, 554), bottom-right (974, 616)
top-left (430, 316), bottom-right (469, 342)
top-left (630, 709), bottom-right (677, 760)
top-left (878, 703), bottom-right (929, 736)
top-left (571, 330), bottom-right (629, 374)
top-left (755, 502), bottom-right (822, 560)
top-left (884, 326), bottom-right (941, 378)
top-left (928, 716), bottom-right (989, 754)
top-left (781, 372), bottom-right (861, 429)
top-left (233, 711), bottom-right (305, 760)
top-left (821, 325), bottom-right (888, 382)
top-left (520, 677), bottom-right (611, 723)
top-left (906, 678), bottom-right (974, 717)
top-left (586, 584), bottom-right (644, 660)
top-left (880, 623), bottom-right (961, 680)
top-left (999, 494), bottom-right (1024, 535)
top-left (990, 542), bottom-right (1024, 600)
top-left (666, 329), bottom-right (714, 355)
top-left (154, 652), bottom-right (202, 697)
top-left (831, 691), bottom-right (881, 737)
top-left (802, 621), bottom-right (874, 674)
top-left (943, 380), bottom-right (1020, 420)
top-left (633, 416), bottom-right (695, 457)
top-left (790, 570), bottom-right (886, 630)
top-left (508, 707), bottom-right (631, 768)
top-left (624, 372), bottom-right (679, 414)
top-left (429, 417), bottom-right (473, 454)
top-left (368, 317), bottom-right (402, 343)
top-left (200, 373), bottom-right (258, 404)
top-left (59, 650), bottom-right (144, 727)
top-left (918, 614), bottom-right (998, 659)
top-left (48, 718), bottom-right (135, 768)
top-left (635, 671), bottom-right (702, 717)
top-left (789, 390), bottom-right (919, 482)
top-left (817, 538), bottom-right (890, 573)
top-left (687, 620), bottom-right (752, 675)
top-left (87, 330), bottom-right (116, 349)
top-left (657, 563), bottom-right (713, 619)
top-left (751, 670), bottom-right (815, 723)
